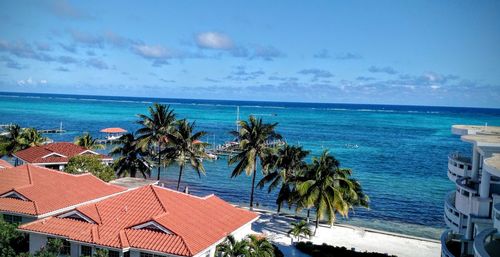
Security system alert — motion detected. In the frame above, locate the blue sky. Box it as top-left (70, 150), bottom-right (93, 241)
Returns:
top-left (0, 0), bottom-right (499, 107)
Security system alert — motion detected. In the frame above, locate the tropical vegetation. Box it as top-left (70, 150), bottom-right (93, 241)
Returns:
top-left (110, 133), bottom-right (151, 178)
top-left (165, 119), bottom-right (208, 190)
top-left (295, 242), bottom-right (396, 257)
top-left (0, 124), bottom-right (47, 158)
top-left (74, 133), bottom-right (105, 150)
top-left (216, 235), bottom-right (283, 257)
top-left (295, 150), bottom-right (369, 235)
top-left (65, 155), bottom-right (115, 182)
top-left (0, 216), bottom-right (28, 257)
top-left (228, 115), bottom-right (281, 209)
top-left (287, 220), bottom-right (312, 243)
top-left (257, 145), bottom-right (309, 213)
top-left (136, 103), bottom-right (176, 180)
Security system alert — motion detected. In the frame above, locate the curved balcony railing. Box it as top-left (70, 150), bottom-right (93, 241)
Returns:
top-left (448, 153), bottom-right (472, 182)
top-left (494, 203), bottom-right (500, 230)
top-left (441, 229), bottom-right (460, 257)
top-left (473, 228), bottom-right (498, 257)
top-left (444, 191), bottom-right (465, 233)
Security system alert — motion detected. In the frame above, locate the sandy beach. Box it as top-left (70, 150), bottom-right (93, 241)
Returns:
top-left (251, 212), bottom-right (441, 257)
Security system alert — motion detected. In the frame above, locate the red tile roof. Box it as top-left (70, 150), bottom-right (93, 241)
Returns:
top-left (20, 185), bottom-right (258, 256)
top-left (0, 159), bottom-right (13, 169)
top-left (0, 165), bottom-right (125, 216)
top-left (13, 142), bottom-right (112, 164)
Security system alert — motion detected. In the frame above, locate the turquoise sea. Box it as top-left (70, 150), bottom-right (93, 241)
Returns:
top-left (1, 92), bottom-right (500, 239)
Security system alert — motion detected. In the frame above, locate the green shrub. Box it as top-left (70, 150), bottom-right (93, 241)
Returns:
top-left (65, 155), bottom-right (115, 182)
top-left (0, 217), bottom-right (28, 257)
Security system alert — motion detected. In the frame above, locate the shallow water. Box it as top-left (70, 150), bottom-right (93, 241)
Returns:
top-left (1, 92), bottom-right (499, 239)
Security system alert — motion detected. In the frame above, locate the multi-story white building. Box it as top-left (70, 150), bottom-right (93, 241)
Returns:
top-left (441, 125), bottom-right (500, 257)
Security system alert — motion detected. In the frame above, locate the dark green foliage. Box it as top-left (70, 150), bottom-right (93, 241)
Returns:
top-left (216, 235), bottom-right (283, 257)
top-left (65, 155), bottom-right (116, 182)
top-left (0, 217), bottom-right (28, 257)
top-left (296, 242), bottom-right (397, 257)
top-left (111, 133), bottom-right (151, 178)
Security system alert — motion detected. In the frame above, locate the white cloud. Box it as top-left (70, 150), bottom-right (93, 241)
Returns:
top-left (195, 32), bottom-right (233, 49)
top-left (133, 44), bottom-right (171, 58)
top-left (16, 77), bottom-right (47, 86)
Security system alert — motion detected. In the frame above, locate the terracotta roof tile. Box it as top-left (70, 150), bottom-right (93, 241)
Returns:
top-left (0, 165), bottom-right (126, 216)
top-left (20, 185), bottom-right (258, 256)
top-left (0, 159), bottom-right (14, 169)
top-left (14, 142), bottom-right (111, 164)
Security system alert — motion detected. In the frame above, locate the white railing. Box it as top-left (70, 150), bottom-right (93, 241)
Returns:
top-left (473, 228), bottom-right (497, 257)
top-left (440, 229), bottom-right (459, 257)
top-left (444, 191), bottom-right (466, 233)
top-left (494, 203), bottom-right (500, 230)
top-left (448, 153), bottom-right (472, 182)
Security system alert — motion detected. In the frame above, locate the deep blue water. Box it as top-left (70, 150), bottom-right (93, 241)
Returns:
top-left (1, 92), bottom-right (500, 239)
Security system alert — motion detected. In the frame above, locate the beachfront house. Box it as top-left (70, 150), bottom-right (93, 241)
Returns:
top-left (0, 164), bottom-right (126, 224)
top-left (19, 184), bottom-right (258, 257)
top-left (13, 142), bottom-right (113, 170)
top-left (441, 125), bottom-right (500, 257)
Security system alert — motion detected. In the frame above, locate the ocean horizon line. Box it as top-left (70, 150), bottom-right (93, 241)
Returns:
top-left (1, 90), bottom-right (500, 111)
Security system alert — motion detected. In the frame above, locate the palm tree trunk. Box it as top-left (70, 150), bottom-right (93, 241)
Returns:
top-left (249, 160), bottom-right (257, 210)
top-left (277, 203), bottom-right (281, 214)
top-left (306, 209), bottom-right (311, 223)
top-left (314, 213), bottom-right (320, 236)
top-left (176, 164), bottom-right (184, 191)
top-left (157, 143), bottom-right (161, 180)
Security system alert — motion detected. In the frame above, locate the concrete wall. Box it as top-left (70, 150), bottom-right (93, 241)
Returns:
top-left (29, 233), bottom-right (47, 254)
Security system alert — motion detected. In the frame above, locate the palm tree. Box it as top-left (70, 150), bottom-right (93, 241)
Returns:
top-left (165, 119), bottom-right (208, 190)
top-left (136, 103), bottom-right (176, 180)
top-left (257, 145), bottom-right (309, 213)
top-left (216, 235), bottom-right (249, 257)
top-left (296, 150), bottom-right (368, 235)
top-left (247, 234), bottom-right (275, 257)
top-left (110, 133), bottom-right (151, 178)
top-left (287, 220), bottom-right (312, 243)
top-left (74, 133), bottom-right (105, 150)
top-left (228, 115), bottom-right (281, 210)
top-left (0, 125), bottom-right (46, 158)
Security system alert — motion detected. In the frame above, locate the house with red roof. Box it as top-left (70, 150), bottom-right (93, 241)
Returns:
top-left (13, 142), bottom-right (113, 171)
top-left (19, 185), bottom-right (258, 257)
top-left (0, 164), bottom-right (126, 224)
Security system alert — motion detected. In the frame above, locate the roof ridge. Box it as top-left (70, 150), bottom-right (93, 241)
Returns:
top-left (176, 233), bottom-right (194, 256)
top-left (150, 185), bottom-right (168, 213)
top-left (119, 230), bottom-right (129, 248)
top-left (152, 184), bottom-right (213, 200)
top-left (91, 226), bottom-right (100, 243)
top-left (26, 165), bottom-right (33, 185)
top-left (94, 204), bottom-right (103, 224)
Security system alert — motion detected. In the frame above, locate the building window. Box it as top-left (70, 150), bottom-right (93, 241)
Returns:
top-left (140, 253), bottom-right (164, 257)
top-left (3, 214), bottom-right (22, 224)
top-left (61, 239), bottom-right (71, 255)
top-left (124, 251), bottom-right (130, 257)
top-left (108, 250), bottom-right (120, 257)
top-left (81, 245), bottom-right (92, 256)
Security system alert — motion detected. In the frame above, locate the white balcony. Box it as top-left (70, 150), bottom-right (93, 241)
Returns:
top-left (454, 178), bottom-right (492, 218)
top-left (494, 203), bottom-right (500, 231)
top-left (441, 229), bottom-right (461, 257)
top-left (444, 191), bottom-right (466, 233)
top-left (448, 153), bottom-right (472, 182)
top-left (473, 228), bottom-right (500, 257)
